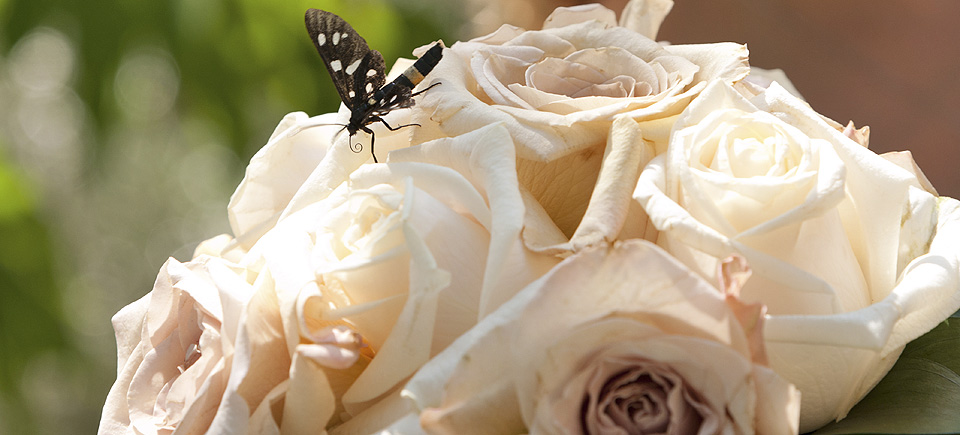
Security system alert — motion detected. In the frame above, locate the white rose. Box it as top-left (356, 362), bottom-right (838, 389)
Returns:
top-left (401, 241), bottom-right (799, 434)
top-left (411, 2), bottom-right (748, 244)
top-left (224, 122), bottom-right (560, 431)
top-left (737, 66), bottom-right (804, 101)
top-left (633, 80), bottom-right (960, 431)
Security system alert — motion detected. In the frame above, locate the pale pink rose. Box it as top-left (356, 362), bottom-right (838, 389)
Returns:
top-left (411, 3), bottom-right (749, 251)
top-left (403, 241), bottom-right (799, 435)
top-left (97, 253), bottom-right (267, 435)
top-left (633, 79), bottom-right (960, 431)
top-left (100, 236), bottom-right (365, 435)
top-left (415, 3), bottom-right (748, 160)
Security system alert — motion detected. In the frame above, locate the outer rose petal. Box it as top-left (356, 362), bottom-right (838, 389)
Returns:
top-left (882, 150), bottom-right (938, 196)
top-left (524, 116), bottom-right (656, 254)
top-left (98, 255), bottom-right (258, 435)
top-left (619, 0), bottom-right (674, 40)
top-left (406, 240), bottom-right (799, 434)
top-left (737, 66), bottom-right (804, 101)
top-left (207, 268), bottom-right (293, 434)
top-left (228, 111), bottom-right (336, 247)
top-left (542, 3), bottom-right (617, 30)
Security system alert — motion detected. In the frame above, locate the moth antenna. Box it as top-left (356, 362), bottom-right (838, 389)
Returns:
top-left (349, 134), bottom-right (363, 154)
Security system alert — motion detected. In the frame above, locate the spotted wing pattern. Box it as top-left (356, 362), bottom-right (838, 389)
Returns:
top-left (305, 9), bottom-right (386, 111)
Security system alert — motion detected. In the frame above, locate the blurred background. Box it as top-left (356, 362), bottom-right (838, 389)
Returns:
top-left (0, 0), bottom-right (956, 433)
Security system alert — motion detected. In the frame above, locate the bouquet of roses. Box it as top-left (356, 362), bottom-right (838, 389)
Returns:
top-left (97, 0), bottom-right (960, 433)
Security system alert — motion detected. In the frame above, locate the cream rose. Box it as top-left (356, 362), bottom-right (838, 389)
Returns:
top-left (633, 80), bottom-right (960, 431)
top-left (227, 52), bottom-right (444, 252)
top-left (228, 100), bottom-right (418, 249)
top-left (227, 111), bottom-right (339, 249)
top-left (411, 1), bottom-right (748, 243)
top-left (102, 113), bottom-right (561, 433)
top-left (399, 241), bottom-right (799, 434)
top-left (215, 122), bottom-right (560, 432)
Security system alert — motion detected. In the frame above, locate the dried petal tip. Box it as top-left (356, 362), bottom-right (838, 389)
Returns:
top-left (717, 254), bottom-right (751, 297)
top-left (842, 120), bottom-right (870, 148)
top-left (718, 255), bottom-right (770, 366)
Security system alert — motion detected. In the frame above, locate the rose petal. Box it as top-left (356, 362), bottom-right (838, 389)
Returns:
top-left (752, 82), bottom-right (920, 303)
top-left (391, 124), bottom-right (554, 316)
top-left (532, 116), bottom-right (654, 254)
top-left (340, 210), bottom-right (451, 410)
top-left (228, 111), bottom-right (335, 247)
top-left (739, 66), bottom-right (805, 100)
top-left (416, 18), bottom-right (748, 162)
top-left (662, 42), bottom-right (749, 85)
top-left (541, 4), bottom-right (618, 30)
top-left (619, 0), bottom-right (675, 40)
top-left (280, 351), bottom-right (337, 434)
top-left (842, 121), bottom-right (871, 148)
top-left (882, 150), bottom-right (938, 196)
top-left (207, 271), bottom-right (291, 432)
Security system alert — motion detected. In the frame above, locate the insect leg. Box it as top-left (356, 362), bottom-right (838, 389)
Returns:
top-left (378, 118), bottom-right (421, 131)
top-left (360, 126), bottom-right (378, 163)
top-left (409, 81), bottom-right (441, 98)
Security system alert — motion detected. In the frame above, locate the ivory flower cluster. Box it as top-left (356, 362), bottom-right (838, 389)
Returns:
top-left (99, 1), bottom-right (960, 434)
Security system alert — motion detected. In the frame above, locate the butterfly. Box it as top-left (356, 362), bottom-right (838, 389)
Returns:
top-left (305, 8), bottom-right (443, 163)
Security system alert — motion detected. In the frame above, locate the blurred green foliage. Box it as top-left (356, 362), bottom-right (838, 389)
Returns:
top-left (1, 0), bottom-right (456, 157)
top-left (0, 0), bottom-right (458, 433)
top-left (0, 146), bottom-right (69, 433)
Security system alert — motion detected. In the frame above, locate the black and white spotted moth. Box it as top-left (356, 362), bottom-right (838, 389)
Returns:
top-left (305, 8), bottom-right (443, 163)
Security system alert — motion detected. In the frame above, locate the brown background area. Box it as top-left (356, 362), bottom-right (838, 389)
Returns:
top-left (518, 0), bottom-right (960, 197)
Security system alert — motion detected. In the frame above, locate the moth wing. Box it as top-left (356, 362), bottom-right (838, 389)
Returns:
top-left (351, 49), bottom-right (386, 106)
top-left (305, 9), bottom-right (385, 109)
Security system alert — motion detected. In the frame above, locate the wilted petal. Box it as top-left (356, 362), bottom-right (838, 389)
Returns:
top-left (842, 120), bottom-right (871, 148)
top-left (619, 0), bottom-right (675, 40)
top-left (882, 150), bottom-right (938, 196)
top-left (542, 4), bottom-right (618, 30)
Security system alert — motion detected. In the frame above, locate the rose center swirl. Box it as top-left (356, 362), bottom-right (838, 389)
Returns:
top-left (583, 367), bottom-right (706, 434)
